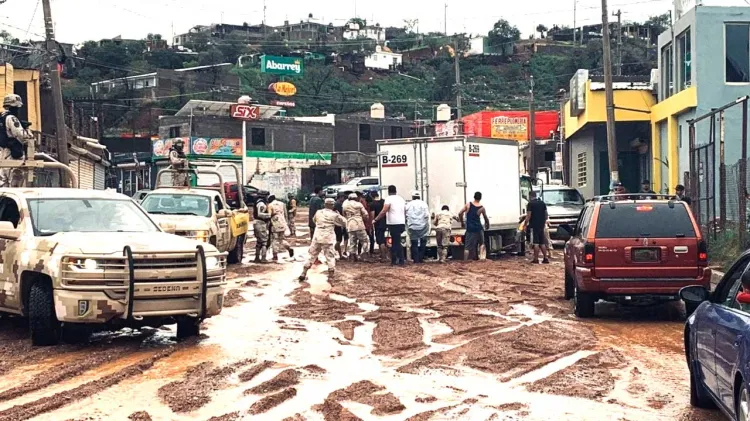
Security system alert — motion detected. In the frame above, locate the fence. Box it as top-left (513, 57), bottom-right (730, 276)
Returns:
top-left (689, 97), bottom-right (748, 270)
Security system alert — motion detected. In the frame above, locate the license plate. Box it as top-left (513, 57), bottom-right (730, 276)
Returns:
top-left (633, 248), bottom-right (660, 262)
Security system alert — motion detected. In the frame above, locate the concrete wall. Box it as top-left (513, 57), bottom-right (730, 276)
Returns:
top-left (333, 117), bottom-right (422, 153)
top-left (159, 115), bottom-right (335, 154)
top-left (568, 128), bottom-right (598, 199)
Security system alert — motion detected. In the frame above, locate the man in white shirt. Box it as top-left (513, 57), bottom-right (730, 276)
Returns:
top-left (406, 191), bottom-right (430, 263)
top-left (373, 185), bottom-right (406, 266)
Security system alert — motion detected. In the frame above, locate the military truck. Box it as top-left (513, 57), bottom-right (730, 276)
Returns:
top-left (143, 165), bottom-right (250, 264)
top-left (0, 154), bottom-right (228, 346)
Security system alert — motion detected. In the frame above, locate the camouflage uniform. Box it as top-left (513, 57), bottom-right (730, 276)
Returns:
top-left (169, 140), bottom-right (189, 187)
top-left (287, 196), bottom-right (297, 237)
top-left (434, 210), bottom-right (454, 263)
top-left (253, 201), bottom-right (271, 262)
top-left (0, 94), bottom-right (33, 187)
top-left (269, 199), bottom-right (292, 256)
top-left (299, 204), bottom-right (346, 280)
top-left (343, 198), bottom-right (369, 259)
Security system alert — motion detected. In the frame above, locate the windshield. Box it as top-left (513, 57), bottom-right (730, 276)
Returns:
top-left (28, 199), bottom-right (159, 236)
top-left (539, 189), bottom-right (584, 205)
top-left (345, 178), bottom-right (362, 185)
top-left (141, 194), bottom-right (212, 217)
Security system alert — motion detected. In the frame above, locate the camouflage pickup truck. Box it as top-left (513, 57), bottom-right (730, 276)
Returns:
top-left (145, 165), bottom-right (250, 264)
top-left (0, 187), bottom-right (228, 346)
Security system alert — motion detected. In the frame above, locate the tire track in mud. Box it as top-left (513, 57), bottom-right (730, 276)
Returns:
top-left (248, 387), bottom-right (297, 415)
top-left (0, 335), bottom-right (154, 402)
top-left (0, 345), bottom-right (179, 421)
top-left (157, 358), bottom-right (255, 413)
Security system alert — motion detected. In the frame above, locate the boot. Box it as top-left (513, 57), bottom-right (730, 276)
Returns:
top-left (273, 253), bottom-right (279, 262)
top-left (327, 269), bottom-right (336, 282)
top-left (254, 248), bottom-right (261, 263)
top-left (298, 267), bottom-right (309, 282)
top-left (260, 247), bottom-right (268, 263)
top-left (288, 247), bottom-right (295, 258)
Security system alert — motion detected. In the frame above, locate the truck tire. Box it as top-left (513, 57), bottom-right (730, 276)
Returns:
top-left (62, 325), bottom-right (91, 344)
top-left (227, 235), bottom-right (245, 264)
top-left (564, 270), bottom-right (575, 300)
top-left (28, 281), bottom-right (61, 346)
top-left (449, 245), bottom-right (465, 261)
top-left (176, 319), bottom-right (200, 339)
top-left (574, 286), bottom-right (596, 318)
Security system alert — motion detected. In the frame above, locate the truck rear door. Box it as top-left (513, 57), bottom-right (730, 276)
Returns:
top-left (423, 138), bottom-right (466, 219)
top-left (593, 202), bottom-right (700, 279)
top-left (464, 139), bottom-right (521, 228)
top-left (377, 139), bottom-right (421, 198)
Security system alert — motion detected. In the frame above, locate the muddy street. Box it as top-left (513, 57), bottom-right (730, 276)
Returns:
top-left (0, 213), bottom-right (723, 420)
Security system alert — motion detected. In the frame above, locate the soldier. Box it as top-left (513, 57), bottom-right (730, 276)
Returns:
top-left (343, 192), bottom-right (370, 262)
top-left (253, 197), bottom-right (271, 263)
top-left (269, 195), bottom-right (294, 260)
top-left (287, 192), bottom-right (297, 237)
top-left (298, 198), bottom-right (347, 282)
top-left (0, 94), bottom-right (33, 187)
top-left (169, 139), bottom-right (189, 187)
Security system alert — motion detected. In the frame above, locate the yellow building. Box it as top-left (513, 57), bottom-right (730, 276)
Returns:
top-left (0, 63), bottom-right (42, 132)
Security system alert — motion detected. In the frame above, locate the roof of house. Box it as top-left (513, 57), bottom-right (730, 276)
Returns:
top-left (589, 81), bottom-right (653, 91)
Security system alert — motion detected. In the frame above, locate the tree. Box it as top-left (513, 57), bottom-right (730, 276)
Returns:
top-left (645, 13), bottom-right (670, 33)
top-left (536, 24), bottom-right (548, 39)
top-left (217, 32), bottom-right (250, 63)
top-left (487, 19), bottom-right (521, 57)
top-left (260, 32), bottom-right (290, 56)
top-left (348, 18), bottom-right (367, 28)
top-left (0, 30), bottom-right (19, 45)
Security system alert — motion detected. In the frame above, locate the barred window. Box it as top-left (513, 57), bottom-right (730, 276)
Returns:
top-left (577, 152), bottom-right (587, 187)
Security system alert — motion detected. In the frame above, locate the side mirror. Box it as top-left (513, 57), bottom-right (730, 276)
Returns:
top-left (556, 224), bottom-right (573, 241)
top-left (158, 221), bottom-right (176, 234)
top-left (679, 285), bottom-right (710, 305)
top-left (0, 221), bottom-right (21, 240)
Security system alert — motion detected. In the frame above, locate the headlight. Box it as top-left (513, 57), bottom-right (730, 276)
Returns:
top-left (188, 231), bottom-right (209, 242)
top-left (64, 257), bottom-right (101, 272)
top-left (205, 256), bottom-right (220, 270)
top-left (83, 259), bottom-right (98, 271)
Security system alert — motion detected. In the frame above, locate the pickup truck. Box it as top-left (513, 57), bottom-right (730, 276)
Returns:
top-left (324, 177), bottom-right (380, 199)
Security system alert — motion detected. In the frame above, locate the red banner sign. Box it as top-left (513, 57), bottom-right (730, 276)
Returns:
top-left (230, 104), bottom-right (261, 120)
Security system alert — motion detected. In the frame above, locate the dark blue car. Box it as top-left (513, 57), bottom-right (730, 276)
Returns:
top-left (681, 253), bottom-right (750, 421)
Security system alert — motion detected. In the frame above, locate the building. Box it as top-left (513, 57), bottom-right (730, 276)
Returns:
top-left (364, 46), bottom-right (402, 71)
top-left (343, 22), bottom-right (385, 42)
top-left (563, 71), bottom-right (655, 198)
top-left (90, 63), bottom-right (237, 99)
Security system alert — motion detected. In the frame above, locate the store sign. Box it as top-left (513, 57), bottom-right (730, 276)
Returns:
top-left (260, 55), bottom-right (304, 76)
top-left (269, 82), bottom-right (297, 97)
top-left (554, 152), bottom-right (563, 172)
top-left (271, 100), bottom-right (296, 108)
top-left (569, 69), bottom-right (588, 117)
top-left (192, 138), bottom-right (242, 157)
top-left (230, 104), bottom-right (261, 120)
top-left (152, 138), bottom-right (185, 157)
top-left (490, 115), bottom-right (528, 141)
top-left (435, 121), bottom-right (459, 137)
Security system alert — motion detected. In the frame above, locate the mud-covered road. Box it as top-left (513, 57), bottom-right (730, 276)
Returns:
top-left (0, 211), bottom-right (725, 420)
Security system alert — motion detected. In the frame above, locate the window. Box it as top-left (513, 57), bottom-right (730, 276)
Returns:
top-left (544, 151), bottom-right (555, 162)
top-left (141, 194), bottom-right (212, 217)
top-left (579, 206), bottom-right (594, 237)
top-left (0, 197), bottom-right (20, 227)
top-left (677, 29), bottom-right (691, 91)
top-left (576, 152), bottom-right (587, 187)
top-left (391, 126), bottom-right (403, 138)
top-left (661, 43), bottom-right (674, 98)
top-left (594, 203), bottom-right (697, 238)
top-left (359, 124), bottom-right (371, 141)
top-left (251, 128), bottom-right (266, 146)
top-left (726, 23), bottom-right (750, 83)
top-left (169, 127), bottom-right (181, 138)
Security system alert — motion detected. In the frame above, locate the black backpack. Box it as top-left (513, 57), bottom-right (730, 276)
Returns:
top-left (0, 112), bottom-right (24, 158)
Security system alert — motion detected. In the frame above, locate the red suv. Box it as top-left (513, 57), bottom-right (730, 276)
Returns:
top-left (561, 195), bottom-right (711, 318)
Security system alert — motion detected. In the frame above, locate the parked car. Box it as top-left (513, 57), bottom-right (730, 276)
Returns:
top-left (560, 194), bottom-right (711, 318)
top-left (535, 185), bottom-right (585, 247)
top-left (681, 254), bottom-right (750, 419)
top-left (324, 177), bottom-right (379, 198)
top-left (213, 182), bottom-right (269, 208)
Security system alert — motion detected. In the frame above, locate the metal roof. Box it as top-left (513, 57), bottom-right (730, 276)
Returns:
top-left (589, 82), bottom-right (653, 91)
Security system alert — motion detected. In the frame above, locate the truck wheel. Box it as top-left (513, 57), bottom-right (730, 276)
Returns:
top-left (574, 286), bottom-right (596, 318)
top-left (176, 319), bottom-right (200, 339)
top-left (227, 235), bottom-right (245, 264)
top-left (62, 325), bottom-right (91, 344)
top-left (564, 270), bottom-right (575, 300)
top-left (28, 281), bottom-right (61, 346)
top-left (449, 245), bottom-right (465, 261)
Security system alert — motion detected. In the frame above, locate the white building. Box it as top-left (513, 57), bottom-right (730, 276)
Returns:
top-left (468, 36), bottom-right (487, 56)
top-left (343, 23), bottom-right (385, 42)
top-left (365, 46), bottom-right (402, 70)
top-left (90, 63), bottom-right (233, 95)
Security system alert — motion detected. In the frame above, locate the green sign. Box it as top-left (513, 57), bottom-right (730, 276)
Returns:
top-left (260, 55), bottom-right (304, 76)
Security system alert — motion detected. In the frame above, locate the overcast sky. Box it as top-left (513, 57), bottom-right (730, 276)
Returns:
top-left (0, 0), bottom-right (744, 44)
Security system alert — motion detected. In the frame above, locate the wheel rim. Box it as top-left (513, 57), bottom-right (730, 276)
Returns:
top-left (740, 387), bottom-right (749, 421)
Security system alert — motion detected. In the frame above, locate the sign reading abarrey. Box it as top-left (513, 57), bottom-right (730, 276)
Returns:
top-left (260, 55), bottom-right (304, 76)
top-left (230, 104), bottom-right (261, 121)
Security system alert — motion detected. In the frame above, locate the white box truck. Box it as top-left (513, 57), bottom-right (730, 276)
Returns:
top-left (377, 135), bottom-right (525, 259)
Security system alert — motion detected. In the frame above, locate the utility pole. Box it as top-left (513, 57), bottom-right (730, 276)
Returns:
top-left (453, 39), bottom-right (462, 132)
top-left (613, 9), bottom-right (622, 76)
top-left (573, 0), bottom-right (577, 44)
top-left (42, 0), bottom-right (70, 173)
top-left (444, 3), bottom-right (448, 35)
top-left (529, 75), bottom-right (536, 176)
top-left (601, 0), bottom-right (619, 187)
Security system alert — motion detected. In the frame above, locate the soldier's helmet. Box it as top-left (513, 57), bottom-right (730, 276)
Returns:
top-left (173, 139), bottom-right (184, 148)
top-left (3, 94), bottom-right (22, 108)
top-left (324, 198), bottom-right (335, 206)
